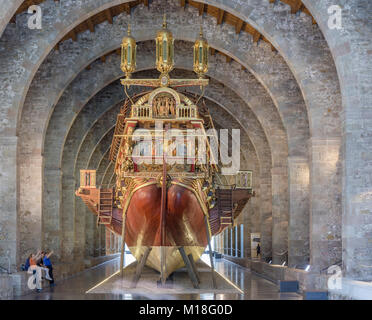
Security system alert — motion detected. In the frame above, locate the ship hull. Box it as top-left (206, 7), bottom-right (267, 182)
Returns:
top-left (111, 181), bottom-right (209, 277)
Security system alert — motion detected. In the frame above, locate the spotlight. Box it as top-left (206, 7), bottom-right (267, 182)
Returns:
top-left (305, 265), bottom-right (311, 272)
top-left (282, 261), bottom-right (286, 266)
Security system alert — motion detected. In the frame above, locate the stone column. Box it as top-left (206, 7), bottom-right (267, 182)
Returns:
top-left (260, 180), bottom-right (272, 261)
top-left (105, 229), bottom-right (111, 255)
top-left (271, 166), bottom-right (289, 264)
top-left (84, 208), bottom-right (94, 257)
top-left (224, 229), bottom-right (228, 255)
top-left (288, 157), bottom-right (310, 267)
top-left (309, 138), bottom-right (342, 272)
top-left (231, 227), bottom-right (235, 256)
top-left (303, 0), bottom-right (372, 281)
top-left (74, 196), bottom-right (86, 260)
top-left (61, 174), bottom-right (75, 262)
top-left (0, 138), bottom-right (18, 272)
top-left (100, 225), bottom-right (106, 256)
top-left (43, 168), bottom-right (62, 262)
top-left (19, 154), bottom-right (43, 264)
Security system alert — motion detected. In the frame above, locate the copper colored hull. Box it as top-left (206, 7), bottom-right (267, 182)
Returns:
top-left (110, 182), bottom-right (208, 276)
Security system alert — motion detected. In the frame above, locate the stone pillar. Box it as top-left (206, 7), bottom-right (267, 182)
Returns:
top-left (100, 225), bottom-right (106, 256)
top-left (288, 157), bottom-right (310, 267)
top-left (61, 174), bottom-right (75, 262)
top-left (260, 180), bottom-right (272, 261)
top-left (0, 138), bottom-right (18, 272)
top-left (105, 229), bottom-right (111, 255)
top-left (309, 138), bottom-right (342, 272)
top-left (243, 194), bottom-right (254, 259)
top-left (74, 196), bottom-right (86, 260)
top-left (84, 208), bottom-right (94, 257)
top-left (271, 166), bottom-right (289, 264)
top-left (43, 168), bottom-right (62, 262)
top-left (93, 213), bottom-right (100, 257)
top-left (19, 154), bottom-right (43, 265)
top-left (303, 0), bottom-right (372, 281)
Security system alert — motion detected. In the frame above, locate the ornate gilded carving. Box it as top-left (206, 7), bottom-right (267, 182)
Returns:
top-left (152, 93), bottom-right (176, 118)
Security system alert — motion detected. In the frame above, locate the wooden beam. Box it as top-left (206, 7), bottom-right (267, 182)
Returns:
top-left (180, 0), bottom-right (186, 7)
top-left (105, 8), bottom-right (113, 24)
top-left (86, 19), bottom-right (95, 33)
top-left (116, 49), bottom-right (121, 55)
top-left (235, 19), bottom-right (244, 34)
top-left (217, 9), bottom-right (225, 25)
top-left (143, 0), bottom-right (149, 7)
top-left (252, 30), bottom-right (261, 43)
top-left (199, 3), bottom-right (205, 16)
top-left (269, 0), bottom-right (275, 3)
top-left (55, 42), bottom-right (60, 51)
top-left (100, 55), bottom-right (106, 63)
top-left (210, 47), bottom-right (216, 55)
top-left (86, 65), bottom-right (91, 70)
top-left (226, 56), bottom-right (232, 63)
top-left (271, 44), bottom-right (277, 52)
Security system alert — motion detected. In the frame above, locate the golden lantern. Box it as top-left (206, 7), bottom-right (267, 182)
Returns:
top-left (121, 24), bottom-right (137, 78)
top-left (156, 15), bottom-right (174, 79)
top-left (193, 27), bottom-right (209, 78)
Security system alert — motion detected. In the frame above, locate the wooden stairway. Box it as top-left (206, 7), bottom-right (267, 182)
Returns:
top-left (97, 188), bottom-right (113, 226)
top-left (216, 188), bottom-right (234, 227)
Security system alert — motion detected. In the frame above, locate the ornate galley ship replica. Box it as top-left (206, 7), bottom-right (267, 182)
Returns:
top-left (76, 17), bottom-right (254, 288)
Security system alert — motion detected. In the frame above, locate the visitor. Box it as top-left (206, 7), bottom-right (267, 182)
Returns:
top-left (256, 243), bottom-right (261, 258)
top-left (28, 250), bottom-right (43, 292)
top-left (42, 250), bottom-right (55, 286)
top-left (23, 254), bottom-right (31, 271)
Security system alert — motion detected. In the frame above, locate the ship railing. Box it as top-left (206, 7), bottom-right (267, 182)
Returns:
top-left (235, 170), bottom-right (253, 189)
top-left (131, 104), bottom-right (198, 120)
top-left (131, 104), bottom-right (151, 118)
top-left (177, 105), bottom-right (197, 119)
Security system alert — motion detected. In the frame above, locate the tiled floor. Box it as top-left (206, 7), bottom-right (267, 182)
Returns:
top-left (18, 254), bottom-right (302, 300)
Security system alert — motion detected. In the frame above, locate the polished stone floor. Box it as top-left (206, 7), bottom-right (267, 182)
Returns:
top-left (18, 254), bottom-right (302, 300)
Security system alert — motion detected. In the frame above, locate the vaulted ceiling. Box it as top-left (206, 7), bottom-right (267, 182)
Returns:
top-left (3, 0), bottom-right (369, 279)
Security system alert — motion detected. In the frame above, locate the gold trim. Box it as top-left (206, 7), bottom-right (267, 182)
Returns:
top-left (120, 78), bottom-right (209, 88)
